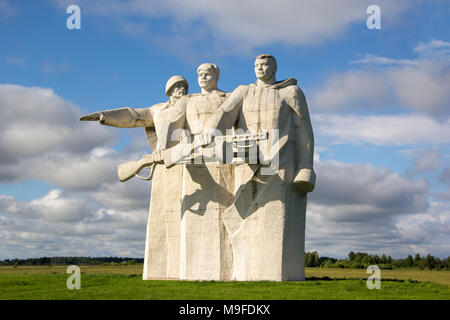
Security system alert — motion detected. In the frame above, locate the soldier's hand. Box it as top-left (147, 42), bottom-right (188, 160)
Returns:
top-left (201, 128), bottom-right (217, 146)
top-left (79, 112), bottom-right (105, 123)
top-left (198, 134), bottom-right (212, 147)
top-left (152, 150), bottom-right (163, 163)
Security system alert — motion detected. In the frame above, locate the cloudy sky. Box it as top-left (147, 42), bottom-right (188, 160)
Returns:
top-left (0, 0), bottom-right (449, 259)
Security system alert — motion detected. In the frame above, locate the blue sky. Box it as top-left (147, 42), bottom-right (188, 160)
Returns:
top-left (0, 0), bottom-right (449, 259)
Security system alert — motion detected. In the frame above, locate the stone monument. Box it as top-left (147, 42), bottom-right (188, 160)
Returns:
top-left (80, 54), bottom-right (315, 281)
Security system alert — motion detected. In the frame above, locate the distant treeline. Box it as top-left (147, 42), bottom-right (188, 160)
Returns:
top-left (2, 252), bottom-right (449, 270)
top-left (305, 251), bottom-right (450, 271)
top-left (0, 257), bottom-right (144, 267)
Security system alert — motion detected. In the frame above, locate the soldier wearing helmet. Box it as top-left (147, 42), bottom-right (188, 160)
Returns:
top-left (80, 75), bottom-right (188, 148)
top-left (166, 75), bottom-right (188, 100)
top-left (80, 75), bottom-right (189, 280)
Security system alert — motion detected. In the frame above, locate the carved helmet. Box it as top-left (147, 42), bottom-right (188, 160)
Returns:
top-left (165, 75), bottom-right (188, 97)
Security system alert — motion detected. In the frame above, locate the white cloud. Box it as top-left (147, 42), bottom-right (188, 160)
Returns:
top-left (51, 0), bottom-right (411, 53)
top-left (28, 189), bottom-right (91, 222)
top-left (0, 84), bottom-right (116, 159)
top-left (438, 167), bottom-right (450, 186)
top-left (0, 83), bottom-right (155, 259)
top-left (311, 40), bottom-right (450, 116)
top-left (306, 40), bottom-right (450, 257)
top-left (305, 159), bottom-right (450, 258)
top-left (0, 187), bottom-right (149, 259)
top-left (1, 189), bottom-right (93, 223)
top-left (414, 39), bottom-right (450, 58)
top-left (313, 113), bottom-right (450, 146)
top-left (350, 54), bottom-right (418, 67)
top-left (310, 161), bottom-right (429, 217)
top-left (91, 178), bottom-right (150, 210)
top-left (403, 148), bottom-right (443, 176)
top-left (435, 189), bottom-right (450, 201)
top-left (395, 201), bottom-right (450, 257)
top-left (388, 62), bottom-right (450, 114)
top-left (23, 147), bottom-right (124, 190)
top-left (1, 156), bottom-right (444, 259)
top-left (0, 84), bottom-right (125, 187)
top-left (0, 75), bottom-right (448, 259)
top-left (310, 70), bottom-right (390, 111)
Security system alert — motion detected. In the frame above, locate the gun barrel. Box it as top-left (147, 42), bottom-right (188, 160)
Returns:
top-left (217, 131), bottom-right (268, 143)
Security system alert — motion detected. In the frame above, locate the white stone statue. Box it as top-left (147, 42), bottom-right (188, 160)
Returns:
top-left (80, 55), bottom-right (315, 282)
top-left (205, 54), bottom-right (315, 281)
top-left (80, 75), bottom-right (189, 279)
top-left (166, 63), bottom-right (235, 281)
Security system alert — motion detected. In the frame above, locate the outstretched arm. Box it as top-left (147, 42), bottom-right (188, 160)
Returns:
top-left (205, 85), bottom-right (246, 136)
top-left (80, 107), bottom-right (154, 128)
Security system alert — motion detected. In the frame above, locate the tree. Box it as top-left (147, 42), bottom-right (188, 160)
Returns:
top-left (373, 255), bottom-right (380, 264)
top-left (362, 255), bottom-right (371, 265)
top-left (425, 254), bottom-right (436, 270)
top-left (313, 251), bottom-right (320, 267)
top-left (305, 252), bottom-right (313, 267)
top-left (348, 251), bottom-right (356, 262)
top-left (405, 255), bottom-right (414, 267)
top-left (414, 254), bottom-right (421, 267)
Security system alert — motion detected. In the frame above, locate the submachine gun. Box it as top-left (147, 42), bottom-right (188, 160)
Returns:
top-left (117, 131), bottom-right (269, 182)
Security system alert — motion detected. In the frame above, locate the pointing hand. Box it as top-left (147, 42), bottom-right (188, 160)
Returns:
top-left (79, 112), bottom-right (105, 123)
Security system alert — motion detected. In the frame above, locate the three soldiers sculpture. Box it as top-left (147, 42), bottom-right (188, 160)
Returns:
top-left (80, 54), bottom-right (315, 281)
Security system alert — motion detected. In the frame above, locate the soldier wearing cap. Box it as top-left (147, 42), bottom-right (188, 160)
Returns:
top-left (80, 75), bottom-right (189, 280)
top-left (165, 63), bottom-right (235, 281)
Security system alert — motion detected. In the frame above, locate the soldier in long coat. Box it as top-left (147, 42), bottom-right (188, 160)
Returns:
top-left (205, 55), bottom-right (316, 281)
top-left (167, 63), bottom-right (234, 281)
top-left (80, 76), bottom-right (188, 279)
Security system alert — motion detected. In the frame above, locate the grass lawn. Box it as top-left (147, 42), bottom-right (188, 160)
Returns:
top-left (0, 265), bottom-right (448, 300)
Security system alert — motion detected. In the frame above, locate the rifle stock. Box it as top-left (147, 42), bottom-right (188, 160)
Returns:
top-left (118, 154), bottom-right (155, 182)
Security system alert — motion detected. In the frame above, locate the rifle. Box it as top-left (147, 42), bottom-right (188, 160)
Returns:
top-left (117, 131), bottom-right (269, 182)
top-left (118, 154), bottom-right (160, 182)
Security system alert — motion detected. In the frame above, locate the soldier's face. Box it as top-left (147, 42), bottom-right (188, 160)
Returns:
top-left (255, 59), bottom-right (274, 81)
top-left (198, 70), bottom-right (217, 91)
top-left (170, 83), bottom-right (187, 99)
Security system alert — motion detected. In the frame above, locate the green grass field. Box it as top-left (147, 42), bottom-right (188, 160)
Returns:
top-left (0, 265), bottom-right (448, 300)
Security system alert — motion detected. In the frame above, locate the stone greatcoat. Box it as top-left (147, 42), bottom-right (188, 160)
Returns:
top-left (206, 78), bottom-right (315, 281)
top-left (169, 91), bottom-right (235, 281)
top-left (96, 102), bottom-right (184, 280)
top-left (141, 102), bottom-right (184, 280)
